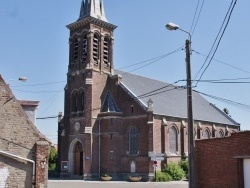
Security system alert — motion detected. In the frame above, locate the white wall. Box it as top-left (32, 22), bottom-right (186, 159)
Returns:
top-left (244, 159), bottom-right (250, 187)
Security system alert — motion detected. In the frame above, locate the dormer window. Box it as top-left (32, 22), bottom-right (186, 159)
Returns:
top-left (73, 39), bottom-right (79, 62)
top-left (93, 34), bottom-right (99, 63)
top-left (82, 35), bottom-right (88, 63)
top-left (103, 37), bottom-right (109, 66)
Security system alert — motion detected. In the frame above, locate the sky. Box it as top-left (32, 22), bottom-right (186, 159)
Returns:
top-left (0, 0), bottom-right (250, 144)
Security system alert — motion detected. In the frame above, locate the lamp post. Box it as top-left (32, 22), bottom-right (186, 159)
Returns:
top-left (166, 22), bottom-right (195, 188)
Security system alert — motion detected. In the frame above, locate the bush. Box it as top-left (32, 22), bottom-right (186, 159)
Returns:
top-left (179, 160), bottom-right (188, 175)
top-left (163, 162), bottom-right (185, 180)
top-left (48, 147), bottom-right (57, 171)
top-left (155, 171), bottom-right (172, 182)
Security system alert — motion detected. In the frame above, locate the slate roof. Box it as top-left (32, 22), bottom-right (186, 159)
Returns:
top-left (115, 70), bottom-right (239, 126)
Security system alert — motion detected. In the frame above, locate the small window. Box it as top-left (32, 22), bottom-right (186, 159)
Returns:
top-left (131, 105), bottom-right (134, 114)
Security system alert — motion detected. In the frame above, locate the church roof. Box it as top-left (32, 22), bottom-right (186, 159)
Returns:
top-left (115, 70), bottom-right (239, 126)
top-left (78, 0), bottom-right (108, 22)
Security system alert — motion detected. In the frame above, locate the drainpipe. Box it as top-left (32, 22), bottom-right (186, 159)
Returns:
top-left (98, 118), bottom-right (101, 178)
top-left (0, 150), bottom-right (35, 188)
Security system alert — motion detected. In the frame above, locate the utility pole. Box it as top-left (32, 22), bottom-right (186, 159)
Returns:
top-left (185, 39), bottom-right (195, 188)
top-left (166, 23), bottom-right (195, 188)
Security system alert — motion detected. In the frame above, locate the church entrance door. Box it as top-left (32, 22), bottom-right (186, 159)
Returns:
top-left (74, 141), bottom-right (83, 175)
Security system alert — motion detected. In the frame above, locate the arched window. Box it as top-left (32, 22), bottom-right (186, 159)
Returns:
top-left (217, 130), bottom-right (224, 138)
top-left (82, 35), bottom-right (88, 63)
top-left (93, 34), bottom-right (99, 63)
top-left (73, 38), bottom-right (78, 62)
top-left (128, 127), bottom-right (139, 155)
top-left (78, 91), bottom-right (84, 111)
top-left (103, 37), bottom-right (109, 66)
top-left (169, 126), bottom-right (178, 154)
top-left (72, 91), bottom-right (78, 112)
top-left (203, 129), bottom-right (210, 139)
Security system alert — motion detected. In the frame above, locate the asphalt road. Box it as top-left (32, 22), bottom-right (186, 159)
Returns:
top-left (48, 180), bottom-right (188, 188)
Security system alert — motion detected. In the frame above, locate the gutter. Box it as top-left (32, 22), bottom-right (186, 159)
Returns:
top-left (0, 150), bottom-right (35, 188)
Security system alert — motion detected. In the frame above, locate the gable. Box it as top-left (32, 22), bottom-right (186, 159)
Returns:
top-left (0, 75), bottom-right (48, 150)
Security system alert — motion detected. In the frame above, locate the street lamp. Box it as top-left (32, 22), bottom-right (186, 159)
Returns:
top-left (18, 77), bottom-right (28, 82)
top-left (166, 22), bottom-right (195, 188)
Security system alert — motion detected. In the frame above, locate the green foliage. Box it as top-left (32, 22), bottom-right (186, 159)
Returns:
top-left (155, 171), bottom-right (172, 182)
top-left (48, 147), bottom-right (57, 171)
top-left (101, 173), bottom-right (111, 177)
top-left (163, 162), bottom-right (185, 181)
top-left (179, 160), bottom-right (189, 174)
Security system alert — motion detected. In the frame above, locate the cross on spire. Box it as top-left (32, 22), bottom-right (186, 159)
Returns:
top-left (79, 0), bottom-right (108, 22)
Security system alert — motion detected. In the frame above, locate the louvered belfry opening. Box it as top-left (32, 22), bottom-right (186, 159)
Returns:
top-left (103, 37), bottom-right (109, 66)
top-left (82, 35), bottom-right (88, 63)
top-left (93, 34), bottom-right (99, 64)
top-left (73, 39), bottom-right (79, 62)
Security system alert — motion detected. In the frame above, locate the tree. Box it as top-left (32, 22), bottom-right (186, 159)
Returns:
top-left (48, 146), bottom-right (57, 171)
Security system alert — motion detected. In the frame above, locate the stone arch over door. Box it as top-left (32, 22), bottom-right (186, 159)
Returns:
top-left (69, 138), bottom-right (84, 176)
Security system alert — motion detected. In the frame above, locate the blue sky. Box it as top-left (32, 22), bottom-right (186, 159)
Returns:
top-left (1, 0), bottom-right (249, 144)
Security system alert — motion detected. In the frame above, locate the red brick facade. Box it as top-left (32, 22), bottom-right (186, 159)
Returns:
top-left (195, 131), bottom-right (250, 188)
top-left (57, 0), bottom-right (240, 181)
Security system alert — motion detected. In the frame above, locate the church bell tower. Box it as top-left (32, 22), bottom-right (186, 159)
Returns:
top-left (58, 0), bottom-right (117, 178)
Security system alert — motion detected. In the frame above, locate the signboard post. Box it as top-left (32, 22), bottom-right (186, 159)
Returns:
top-left (154, 160), bottom-right (157, 181)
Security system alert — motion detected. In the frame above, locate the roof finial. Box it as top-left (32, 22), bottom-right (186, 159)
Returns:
top-left (79, 0), bottom-right (108, 22)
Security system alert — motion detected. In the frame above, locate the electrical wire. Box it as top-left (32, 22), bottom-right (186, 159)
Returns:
top-left (194, 90), bottom-right (250, 111)
top-left (12, 89), bottom-right (63, 93)
top-left (10, 81), bottom-right (66, 88)
top-left (190, 0), bottom-right (205, 36)
top-left (37, 80), bottom-right (184, 120)
top-left (193, 50), bottom-right (250, 74)
top-left (194, 0), bottom-right (237, 86)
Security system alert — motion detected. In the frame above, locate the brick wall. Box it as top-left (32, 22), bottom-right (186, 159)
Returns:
top-left (195, 131), bottom-right (250, 188)
top-left (0, 75), bottom-right (50, 188)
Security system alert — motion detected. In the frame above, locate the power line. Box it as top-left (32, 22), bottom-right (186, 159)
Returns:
top-left (194, 0), bottom-right (237, 86)
top-left (12, 89), bottom-right (63, 93)
top-left (37, 81), bottom-right (184, 120)
top-left (194, 90), bottom-right (250, 111)
top-left (193, 50), bottom-right (250, 74)
top-left (119, 47), bottom-right (183, 75)
top-left (10, 81), bottom-right (66, 88)
top-left (190, 0), bottom-right (205, 36)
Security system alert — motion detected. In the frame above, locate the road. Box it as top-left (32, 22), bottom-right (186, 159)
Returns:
top-left (48, 180), bottom-right (188, 188)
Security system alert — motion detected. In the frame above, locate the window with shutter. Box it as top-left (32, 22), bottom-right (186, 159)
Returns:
top-left (93, 34), bottom-right (99, 63)
top-left (103, 37), bottom-right (109, 66)
top-left (82, 35), bottom-right (88, 63)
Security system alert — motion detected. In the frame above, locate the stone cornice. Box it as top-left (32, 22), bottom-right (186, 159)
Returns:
top-left (66, 17), bottom-right (117, 31)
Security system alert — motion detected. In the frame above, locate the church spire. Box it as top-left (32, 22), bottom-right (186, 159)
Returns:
top-left (79, 0), bottom-right (108, 22)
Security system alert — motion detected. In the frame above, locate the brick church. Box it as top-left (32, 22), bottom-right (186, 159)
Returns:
top-left (57, 0), bottom-right (240, 180)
